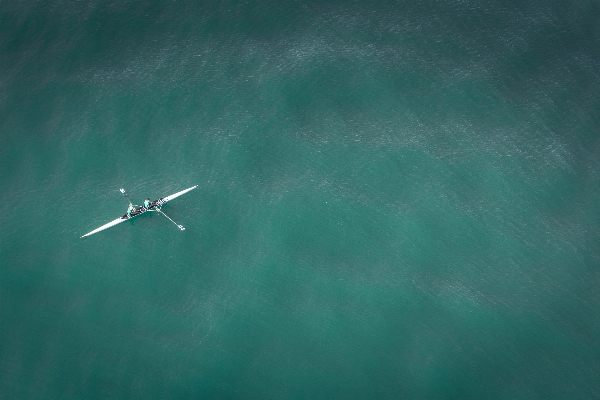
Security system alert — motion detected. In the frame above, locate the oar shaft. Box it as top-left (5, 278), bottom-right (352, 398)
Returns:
top-left (156, 208), bottom-right (185, 231)
top-left (120, 188), bottom-right (133, 206)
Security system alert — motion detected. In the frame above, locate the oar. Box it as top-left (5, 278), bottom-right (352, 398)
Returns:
top-left (120, 188), bottom-right (134, 206)
top-left (154, 207), bottom-right (185, 231)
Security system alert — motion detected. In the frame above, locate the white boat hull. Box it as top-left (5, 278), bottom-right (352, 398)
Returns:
top-left (161, 185), bottom-right (198, 204)
top-left (81, 185), bottom-right (197, 238)
top-left (81, 217), bottom-right (127, 238)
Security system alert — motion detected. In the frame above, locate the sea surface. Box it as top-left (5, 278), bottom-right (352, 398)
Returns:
top-left (1, 1), bottom-right (599, 399)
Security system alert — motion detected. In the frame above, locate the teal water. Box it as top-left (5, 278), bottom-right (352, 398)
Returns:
top-left (1, 1), bottom-right (600, 398)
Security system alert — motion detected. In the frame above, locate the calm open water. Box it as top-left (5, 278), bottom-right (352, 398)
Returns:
top-left (1, 1), bottom-right (600, 398)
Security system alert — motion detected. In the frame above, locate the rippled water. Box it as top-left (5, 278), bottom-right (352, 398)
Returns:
top-left (1, 1), bottom-right (599, 398)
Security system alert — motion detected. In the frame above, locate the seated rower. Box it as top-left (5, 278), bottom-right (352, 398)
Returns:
top-left (127, 204), bottom-right (135, 217)
top-left (144, 198), bottom-right (151, 209)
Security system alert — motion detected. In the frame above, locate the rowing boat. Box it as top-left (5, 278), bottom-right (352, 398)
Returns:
top-left (81, 185), bottom-right (197, 238)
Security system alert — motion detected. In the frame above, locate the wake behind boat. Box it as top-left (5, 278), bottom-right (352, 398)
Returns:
top-left (81, 185), bottom-right (198, 238)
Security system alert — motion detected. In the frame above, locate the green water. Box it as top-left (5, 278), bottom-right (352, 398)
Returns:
top-left (1, 1), bottom-right (600, 398)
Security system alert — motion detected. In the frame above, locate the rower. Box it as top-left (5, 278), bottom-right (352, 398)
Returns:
top-left (144, 198), bottom-right (151, 209)
top-left (127, 204), bottom-right (135, 217)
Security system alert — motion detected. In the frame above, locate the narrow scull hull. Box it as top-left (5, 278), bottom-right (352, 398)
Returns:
top-left (81, 185), bottom-right (197, 238)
